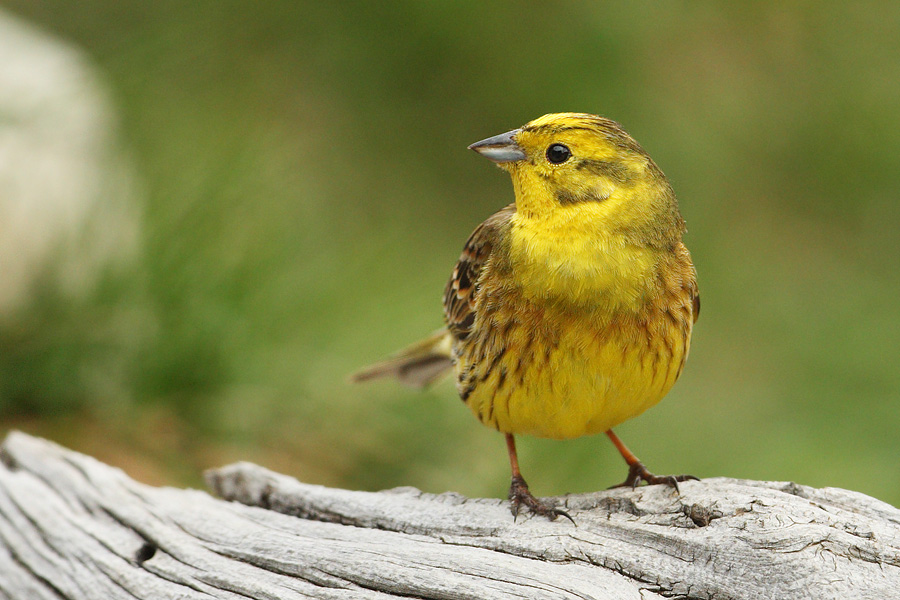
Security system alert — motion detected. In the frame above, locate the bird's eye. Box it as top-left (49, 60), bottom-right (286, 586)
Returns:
top-left (546, 143), bottom-right (571, 164)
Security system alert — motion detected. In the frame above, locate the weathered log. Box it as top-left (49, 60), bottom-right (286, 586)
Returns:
top-left (0, 431), bottom-right (898, 599)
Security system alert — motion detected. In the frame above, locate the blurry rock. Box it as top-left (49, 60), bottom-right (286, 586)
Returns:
top-left (0, 9), bottom-right (140, 315)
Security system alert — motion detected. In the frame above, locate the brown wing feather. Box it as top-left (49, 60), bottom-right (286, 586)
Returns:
top-left (692, 291), bottom-right (700, 324)
top-left (443, 204), bottom-right (516, 342)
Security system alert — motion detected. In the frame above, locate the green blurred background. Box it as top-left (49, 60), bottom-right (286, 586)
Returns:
top-left (1, 1), bottom-right (898, 506)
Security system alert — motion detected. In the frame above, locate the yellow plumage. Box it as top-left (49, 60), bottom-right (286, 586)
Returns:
top-left (352, 112), bottom-right (699, 520)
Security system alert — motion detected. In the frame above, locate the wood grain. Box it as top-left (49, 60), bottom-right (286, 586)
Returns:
top-left (1, 431), bottom-right (898, 599)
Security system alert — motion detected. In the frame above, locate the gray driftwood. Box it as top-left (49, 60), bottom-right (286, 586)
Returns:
top-left (1, 432), bottom-right (899, 599)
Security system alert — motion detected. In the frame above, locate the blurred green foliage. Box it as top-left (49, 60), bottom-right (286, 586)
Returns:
top-left (1, 1), bottom-right (899, 504)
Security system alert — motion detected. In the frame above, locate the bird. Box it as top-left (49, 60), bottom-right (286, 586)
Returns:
top-left (351, 112), bottom-right (699, 520)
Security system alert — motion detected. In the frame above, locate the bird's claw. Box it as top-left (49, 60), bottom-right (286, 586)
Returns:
top-left (509, 475), bottom-right (575, 525)
top-left (610, 461), bottom-right (698, 493)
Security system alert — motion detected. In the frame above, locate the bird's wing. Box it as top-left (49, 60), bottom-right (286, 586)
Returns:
top-left (443, 204), bottom-right (516, 342)
top-left (682, 242), bottom-right (700, 325)
top-left (692, 291), bottom-right (700, 324)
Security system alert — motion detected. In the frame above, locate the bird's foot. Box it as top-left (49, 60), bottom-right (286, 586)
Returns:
top-left (610, 461), bottom-right (698, 493)
top-left (508, 475), bottom-right (575, 524)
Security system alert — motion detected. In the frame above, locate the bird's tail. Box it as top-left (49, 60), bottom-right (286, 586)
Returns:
top-left (349, 328), bottom-right (454, 388)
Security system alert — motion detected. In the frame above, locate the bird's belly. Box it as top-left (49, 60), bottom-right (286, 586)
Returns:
top-left (459, 310), bottom-right (689, 440)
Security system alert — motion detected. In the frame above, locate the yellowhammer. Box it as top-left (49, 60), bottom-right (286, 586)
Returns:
top-left (353, 113), bottom-right (699, 520)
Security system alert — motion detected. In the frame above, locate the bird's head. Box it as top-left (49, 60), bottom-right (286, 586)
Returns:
top-left (469, 113), bottom-right (684, 248)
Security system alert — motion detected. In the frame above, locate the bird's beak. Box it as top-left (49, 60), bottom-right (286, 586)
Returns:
top-left (468, 128), bottom-right (526, 163)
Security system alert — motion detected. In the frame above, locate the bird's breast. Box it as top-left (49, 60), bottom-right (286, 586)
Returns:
top-left (455, 286), bottom-right (693, 440)
top-left (506, 211), bottom-right (658, 312)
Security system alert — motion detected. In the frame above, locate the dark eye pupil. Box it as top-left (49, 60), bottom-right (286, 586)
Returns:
top-left (546, 143), bottom-right (571, 164)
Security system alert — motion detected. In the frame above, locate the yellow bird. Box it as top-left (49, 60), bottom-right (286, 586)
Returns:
top-left (353, 113), bottom-right (699, 520)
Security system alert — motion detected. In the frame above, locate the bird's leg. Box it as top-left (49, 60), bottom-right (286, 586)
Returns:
top-left (605, 429), bottom-right (698, 491)
top-left (505, 434), bottom-right (574, 524)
